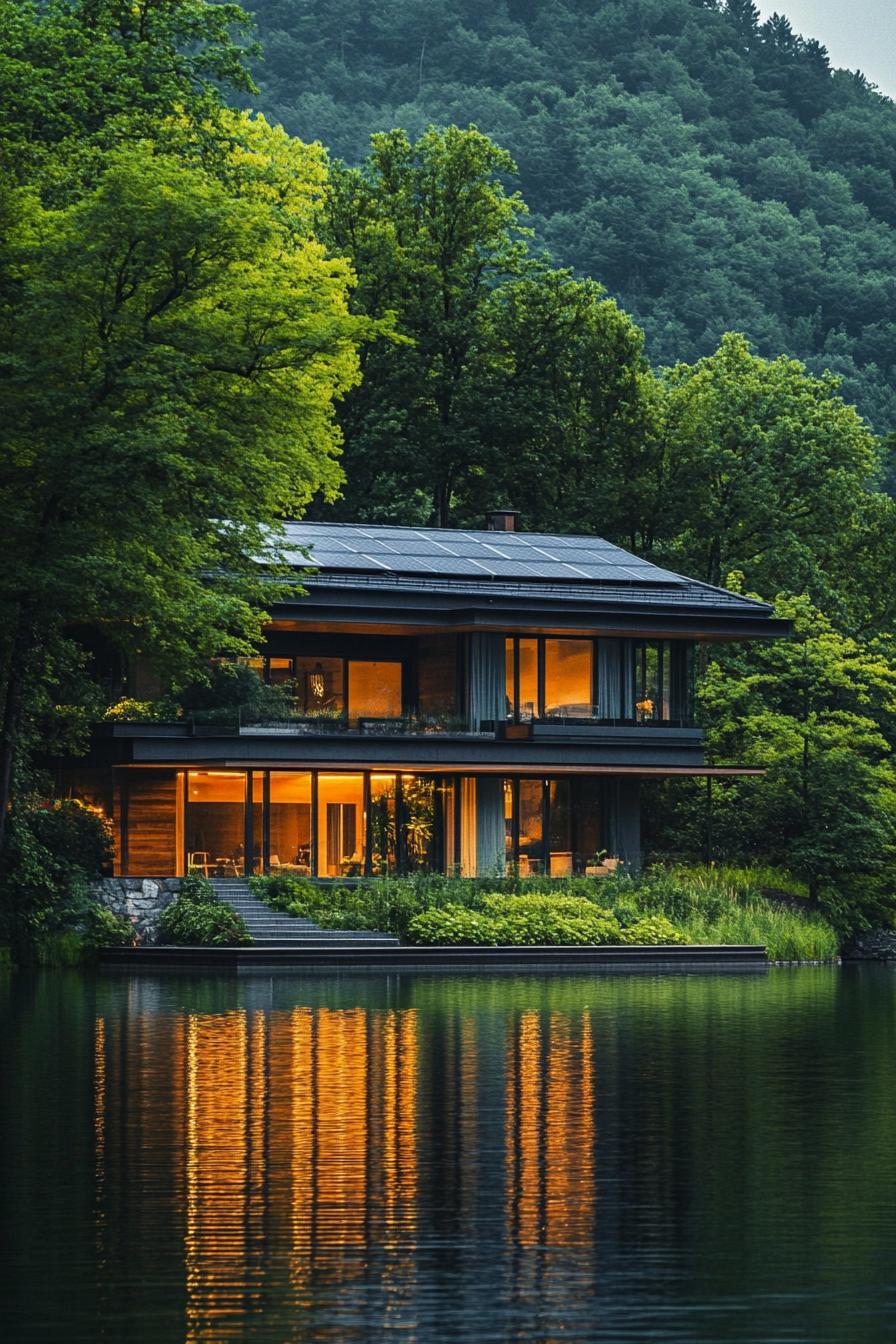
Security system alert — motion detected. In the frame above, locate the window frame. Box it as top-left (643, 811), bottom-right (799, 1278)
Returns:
top-left (505, 636), bottom-right (598, 723)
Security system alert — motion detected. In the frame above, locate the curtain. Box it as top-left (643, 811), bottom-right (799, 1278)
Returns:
top-left (475, 775), bottom-right (506, 877)
top-left (603, 779), bottom-right (641, 871)
top-left (466, 633), bottom-right (506, 730)
top-left (597, 639), bottom-right (635, 720)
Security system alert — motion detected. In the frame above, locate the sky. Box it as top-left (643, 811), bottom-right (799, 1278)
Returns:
top-left (758, 1), bottom-right (895, 97)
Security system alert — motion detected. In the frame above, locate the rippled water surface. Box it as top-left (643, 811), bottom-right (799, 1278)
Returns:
top-left (1, 967), bottom-right (895, 1343)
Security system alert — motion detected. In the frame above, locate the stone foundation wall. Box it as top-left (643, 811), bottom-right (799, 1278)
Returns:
top-left (92, 877), bottom-right (181, 946)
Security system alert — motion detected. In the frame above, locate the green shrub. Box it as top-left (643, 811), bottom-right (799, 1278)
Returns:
top-left (483, 893), bottom-right (622, 945)
top-left (178, 874), bottom-right (217, 902)
top-left (250, 872), bottom-right (320, 912)
top-left (618, 915), bottom-right (686, 945)
top-left (158, 878), bottom-right (251, 946)
top-left (103, 698), bottom-right (179, 722)
top-left (27, 799), bottom-right (112, 882)
top-left (407, 895), bottom-right (622, 946)
top-left (83, 905), bottom-right (136, 949)
top-left (1, 798), bottom-right (114, 959)
top-left (180, 663), bottom-right (295, 725)
top-left (407, 906), bottom-right (497, 945)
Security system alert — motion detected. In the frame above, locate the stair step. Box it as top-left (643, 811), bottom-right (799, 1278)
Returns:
top-left (209, 881), bottom-right (399, 946)
top-left (249, 939), bottom-right (401, 948)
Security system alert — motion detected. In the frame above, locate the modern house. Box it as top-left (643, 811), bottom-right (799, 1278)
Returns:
top-left (61, 514), bottom-right (787, 879)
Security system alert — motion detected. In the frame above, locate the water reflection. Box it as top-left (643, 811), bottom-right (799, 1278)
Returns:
top-left (3, 970), bottom-right (896, 1342)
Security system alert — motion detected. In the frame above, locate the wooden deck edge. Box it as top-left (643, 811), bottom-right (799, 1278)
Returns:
top-left (99, 943), bottom-right (768, 974)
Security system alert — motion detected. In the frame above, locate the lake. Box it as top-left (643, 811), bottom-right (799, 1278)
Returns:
top-left (1, 967), bottom-right (894, 1343)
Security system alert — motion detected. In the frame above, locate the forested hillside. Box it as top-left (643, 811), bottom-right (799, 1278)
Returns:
top-left (247, 0), bottom-right (896, 429)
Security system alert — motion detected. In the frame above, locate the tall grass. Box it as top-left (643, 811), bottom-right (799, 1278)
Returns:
top-left (676, 905), bottom-right (839, 961)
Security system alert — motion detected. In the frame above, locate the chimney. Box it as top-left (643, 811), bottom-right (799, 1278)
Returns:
top-left (486, 509), bottom-right (520, 532)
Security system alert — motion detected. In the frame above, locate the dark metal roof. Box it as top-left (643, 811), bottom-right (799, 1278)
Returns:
top-left (279, 521), bottom-right (773, 617)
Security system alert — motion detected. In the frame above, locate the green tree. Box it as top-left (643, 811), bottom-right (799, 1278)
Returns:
top-left (696, 594), bottom-right (896, 931)
top-left (0, 0), bottom-right (257, 197)
top-left (0, 7), bottom-right (376, 847)
top-left (317, 124), bottom-right (652, 527)
top-left (655, 334), bottom-right (882, 604)
top-left (320, 125), bottom-right (529, 524)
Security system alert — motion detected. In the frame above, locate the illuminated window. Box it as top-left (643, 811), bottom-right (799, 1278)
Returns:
top-left (267, 657), bottom-right (294, 687)
top-left (401, 774), bottom-right (436, 871)
top-left (269, 772), bottom-right (312, 874)
top-left (185, 771), bottom-right (246, 877)
top-left (369, 774), bottom-right (397, 875)
top-left (295, 657), bottom-right (344, 715)
top-left (544, 640), bottom-right (593, 718)
top-left (517, 640), bottom-right (538, 722)
top-left (317, 774), bottom-right (365, 877)
top-left (518, 780), bottom-right (544, 875)
top-left (348, 661), bottom-right (402, 719)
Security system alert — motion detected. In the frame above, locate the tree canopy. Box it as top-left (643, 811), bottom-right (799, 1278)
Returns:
top-left (0, 0), bottom-right (375, 844)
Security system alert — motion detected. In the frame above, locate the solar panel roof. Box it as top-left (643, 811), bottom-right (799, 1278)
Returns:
top-left (280, 521), bottom-right (689, 587)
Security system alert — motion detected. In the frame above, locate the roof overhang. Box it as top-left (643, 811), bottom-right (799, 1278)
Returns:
top-left (112, 760), bottom-right (762, 778)
top-left (267, 582), bottom-right (789, 642)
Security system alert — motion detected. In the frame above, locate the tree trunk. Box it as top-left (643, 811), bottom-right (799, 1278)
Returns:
top-left (431, 480), bottom-right (451, 528)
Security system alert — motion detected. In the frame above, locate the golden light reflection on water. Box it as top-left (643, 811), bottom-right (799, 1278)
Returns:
top-left (506, 1010), bottom-right (597, 1248)
top-left (94, 1001), bottom-right (598, 1338)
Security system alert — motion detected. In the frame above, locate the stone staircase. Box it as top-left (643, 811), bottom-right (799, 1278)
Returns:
top-left (211, 879), bottom-right (400, 948)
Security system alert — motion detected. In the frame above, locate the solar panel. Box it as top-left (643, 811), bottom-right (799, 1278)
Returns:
top-left (279, 521), bottom-right (688, 587)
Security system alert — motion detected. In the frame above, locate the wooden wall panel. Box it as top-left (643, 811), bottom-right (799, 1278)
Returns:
top-left (123, 770), bottom-right (179, 876)
top-left (417, 634), bottom-right (458, 715)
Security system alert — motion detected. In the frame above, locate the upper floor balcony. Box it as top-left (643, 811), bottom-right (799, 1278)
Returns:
top-left (105, 628), bottom-right (704, 771)
top-left (206, 630), bottom-right (696, 735)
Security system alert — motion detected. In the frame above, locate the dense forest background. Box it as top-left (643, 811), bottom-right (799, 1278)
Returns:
top-left (247, 0), bottom-right (896, 431)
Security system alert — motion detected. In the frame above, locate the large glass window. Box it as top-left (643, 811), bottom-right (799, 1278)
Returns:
top-left (517, 640), bottom-right (538, 722)
top-left (369, 774), bottom-right (397, 875)
top-left (548, 779), bottom-right (572, 875)
top-left (634, 641), bottom-right (678, 721)
top-left (267, 657), bottom-right (294, 687)
top-left (348, 661), bottom-right (402, 719)
top-left (402, 774), bottom-right (437, 871)
top-left (295, 657), bottom-right (345, 716)
top-left (251, 770), bottom-right (264, 875)
top-left (506, 638), bottom-right (539, 721)
top-left (185, 771), bottom-right (246, 877)
top-left (503, 777), bottom-right (607, 876)
top-left (269, 771), bottom-right (312, 874)
top-left (317, 774), bottom-right (365, 877)
top-left (573, 779), bottom-right (602, 871)
top-left (506, 638), bottom-right (595, 721)
top-left (518, 780), bottom-right (544, 875)
top-left (544, 640), bottom-right (593, 718)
